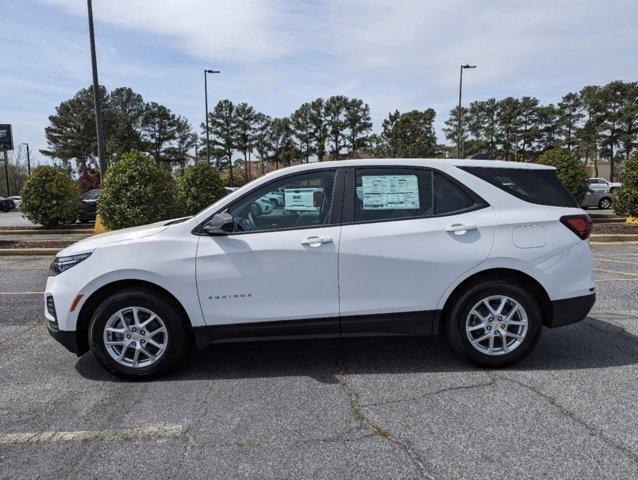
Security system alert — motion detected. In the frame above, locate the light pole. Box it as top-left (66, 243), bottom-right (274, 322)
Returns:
top-left (204, 69), bottom-right (220, 166)
top-left (457, 64), bottom-right (477, 158)
top-left (19, 143), bottom-right (30, 175)
top-left (87, 0), bottom-right (106, 176)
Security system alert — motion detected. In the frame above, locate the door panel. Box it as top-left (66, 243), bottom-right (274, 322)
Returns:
top-left (196, 226), bottom-right (341, 326)
top-left (338, 208), bottom-right (496, 320)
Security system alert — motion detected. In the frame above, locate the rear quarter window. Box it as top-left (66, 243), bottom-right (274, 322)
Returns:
top-left (460, 167), bottom-right (578, 208)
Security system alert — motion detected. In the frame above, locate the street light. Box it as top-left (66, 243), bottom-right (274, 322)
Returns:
top-left (204, 69), bottom-right (220, 166)
top-left (457, 64), bottom-right (477, 158)
top-left (19, 143), bottom-right (30, 175)
top-left (86, 0), bottom-right (106, 176)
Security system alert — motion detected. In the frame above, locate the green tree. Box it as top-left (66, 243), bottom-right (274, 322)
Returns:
top-left (308, 98), bottom-right (329, 162)
top-left (291, 103), bottom-right (315, 163)
top-left (325, 95), bottom-right (348, 159)
top-left (496, 97), bottom-right (522, 160)
top-left (614, 151), bottom-right (638, 217)
top-left (270, 117), bottom-right (297, 168)
top-left (537, 148), bottom-right (587, 202)
top-left (175, 162), bottom-right (226, 216)
top-left (141, 102), bottom-right (186, 165)
top-left (597, 81), bottom-right (628, 181)
top-left (253, 113), bottom-right (274, 175)
top-left (205, 100), bottom-right (236, 184)
top-left (537, 104), bottom-right (560, 152)
top-left (20, 166), bottom-right (78, 227)
top-left (105, 87), bottom-right (146, 158)
top-left (443, 105), bottom-right (468, 157)
top-left (344, 98), bottom-right (373, 157)
top-left (556, 92), bottom-right (583, 153)
top-left (97, 151), bottom-right (176, 230)
top-left (233, 102), bottom-right (257, 181)
top-left (517, 96), bottom-right (541, 160)
top-left (376, 109), bottom-right (437, 158)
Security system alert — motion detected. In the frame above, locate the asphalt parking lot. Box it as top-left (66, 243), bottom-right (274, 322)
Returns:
top-left (0, 244), bottom-right (637, 479)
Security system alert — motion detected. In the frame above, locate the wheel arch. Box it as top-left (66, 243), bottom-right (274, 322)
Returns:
top-left (75, 279), bottom-right (202, 355)
top-left (436, 268), bottom-right (553, 333)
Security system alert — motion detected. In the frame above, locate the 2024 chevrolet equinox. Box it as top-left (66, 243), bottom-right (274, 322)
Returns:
top-left (45, 159), bottom-right (595, 378)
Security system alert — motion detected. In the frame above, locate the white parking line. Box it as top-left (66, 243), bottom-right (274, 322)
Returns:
top-left (0, 292), bottom-right (44, 295)
top-left (0, 425), bottom-right (183, 445)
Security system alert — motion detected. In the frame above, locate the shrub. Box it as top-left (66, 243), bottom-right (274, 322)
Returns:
top-left (20, 166), bottom-right (78, 228)
top-left (175, 162), bottom-right (226, 216)
top-left (98, 151), bottom-right (176, 230)
top-left (614, 152), bottom-right (638, 217)
top-left (537, 148), bottom-right (588, 203)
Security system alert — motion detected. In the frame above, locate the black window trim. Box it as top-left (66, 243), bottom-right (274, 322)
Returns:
top-left (193, 167), bottom-right (344, 236)
top-left (341, 165), bottom-right (489, 226)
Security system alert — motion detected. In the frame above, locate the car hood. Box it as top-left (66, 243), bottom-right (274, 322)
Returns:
top-left (56, 220), bottom-right (170, 257)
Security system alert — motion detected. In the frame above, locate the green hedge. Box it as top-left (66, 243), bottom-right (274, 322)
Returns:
top-left (175, 162), bottom-right (226, 216)
top-left (614, 152), bottom-right (638, 217)
top-left (537, 148), bottom-right (588, 203)
top-left (98, 151), bottom-right (176, 230)
top-left (20, 166), bottom-right (78, 228)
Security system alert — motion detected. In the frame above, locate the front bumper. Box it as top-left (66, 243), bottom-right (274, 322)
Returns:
top-left (549, 293), bottom-right (595, 328)
top-left (47, 323), bottom-right (80, 354)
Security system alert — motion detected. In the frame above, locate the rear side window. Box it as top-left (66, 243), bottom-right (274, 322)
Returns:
top-left (434, 174), bottom-right (475, 215)
top-left (460, 167), bottom-right (578, 208)
top-left (354, 168), bottom-right (433, 222)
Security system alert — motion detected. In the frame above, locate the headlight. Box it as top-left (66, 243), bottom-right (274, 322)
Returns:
top-left (49, 252), bottom-right (92, 276)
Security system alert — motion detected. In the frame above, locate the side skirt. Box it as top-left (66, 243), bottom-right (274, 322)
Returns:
top-left (191, 310), bottom-right (438, 348)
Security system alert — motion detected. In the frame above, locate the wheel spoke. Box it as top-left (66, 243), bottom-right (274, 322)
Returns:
top-left (505, 332), bottom-right (524, 341)
top-left (106, 340), bottom-right (126, 346)
top-left (500, 331), bottom-right (509, 353)
top-left (496, 297), bottom-right (507, 314)
top-left (488, 335), bottom-right (494, 354)
top-left (148, 326), bottom-right (166, 337)
top-left (139, 315), bottom-right (157, 329)
top-left (146, 338), bottom-right (163, 349)
top-left (118, 312), bottom-right (128, 330)
top-left (468, 323), bottom-right (485, 332)
top-left (140, 346), bottom-right (156, 361)
top-left (132, 307), bottom-right (140, 327)
top-left (117, 345), bottom-right (128, 361)
top-left (106, 327), bottom-right (127, 335)
top-left (132, 346), bottom-right (140, 367)
top-left (471, 332), bottom-right (491, 344)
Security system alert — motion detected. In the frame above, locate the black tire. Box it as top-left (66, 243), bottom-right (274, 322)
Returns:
top-left (88, 288), bottom-right (188, 379)
top-left (598, 197), bottom-right (612, 210)
top-left (444, 280), bottom-right (543, 368)
top-left (610, 187), bottom-right (618, 194)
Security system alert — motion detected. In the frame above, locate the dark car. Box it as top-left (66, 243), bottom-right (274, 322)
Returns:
top-left (78, 189), bottom-right (101, 223)
top-left (0, 196), bottom-right (15, 212)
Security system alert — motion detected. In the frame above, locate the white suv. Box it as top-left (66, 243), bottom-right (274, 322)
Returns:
top-left (45, 159), bottom-right (595, 378)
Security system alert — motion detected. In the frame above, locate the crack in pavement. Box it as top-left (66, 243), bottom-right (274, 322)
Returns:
top-left (360, 377), bottom-right (496, 408)
top-left (493, 373), bottom-right (638, 463)
top-left (337, 368), bottom-right (437, 480)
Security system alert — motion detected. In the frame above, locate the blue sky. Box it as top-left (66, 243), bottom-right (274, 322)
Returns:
top-left (1, 0), bottom-right (637, 166)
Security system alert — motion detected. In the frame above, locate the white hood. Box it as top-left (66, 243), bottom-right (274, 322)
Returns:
top-left (57, 220), bottom-right (169, 257)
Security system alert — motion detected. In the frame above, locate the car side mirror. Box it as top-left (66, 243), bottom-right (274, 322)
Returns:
top-left (202, 212), bottom-right (235, 235)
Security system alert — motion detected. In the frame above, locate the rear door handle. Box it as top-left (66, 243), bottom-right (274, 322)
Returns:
top-left (445, 224), bottom-right (478, 235)
top-left (301, 236), bottom-right (333, 246)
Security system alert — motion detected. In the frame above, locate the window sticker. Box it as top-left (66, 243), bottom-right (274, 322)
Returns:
top-left (284, 187), bottom-right (322, 211)
top-left (361, 175), bottom-right (420, 210)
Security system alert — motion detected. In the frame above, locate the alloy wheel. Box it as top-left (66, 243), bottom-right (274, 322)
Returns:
top-left (103, 307), bottom-right (168, 368)
top-left (465, 295), bottom-right (528, 356)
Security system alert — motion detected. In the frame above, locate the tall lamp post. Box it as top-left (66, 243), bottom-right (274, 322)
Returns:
top-left (204, 69), bottom-right (220, 166)
top-left (19, 143), bottom-right (31, 175)
top-left (87, 0), bottom-right (106, 177)
top-left (457, 64), bottom-right (477, 158)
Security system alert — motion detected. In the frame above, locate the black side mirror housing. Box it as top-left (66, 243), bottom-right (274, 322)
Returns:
top-left (202, 212), bottom-right (235, 235)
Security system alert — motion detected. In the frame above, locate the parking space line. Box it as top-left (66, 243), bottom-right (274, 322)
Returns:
top-left (593, 268), bottom-right (638, 277)
top-left (595, 278), bottom-right (638, 282)
top-left (0, 292), bottom-right (44, 295)
top-left (595, 257), bottom-right (638, 266)
top-left (0, 425), bottom-right (183, 445)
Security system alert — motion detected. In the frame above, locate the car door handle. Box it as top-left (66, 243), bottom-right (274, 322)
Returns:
top-left (301, 236), bottom-right (333, 246)
top-left (445, 224), bottom-right (478, 235)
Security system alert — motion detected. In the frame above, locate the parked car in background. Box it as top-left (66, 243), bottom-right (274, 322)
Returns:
top-left (581, 189), bottom-right (613, 210)
top-left (7, 196), bottom-right (21, 209)
top-left (587, 178), bottom-right (622, 194)
top-left (78, 189), bottom-right (101, 223)
top-left (0, 196), bottom-right (15, 212)
top-left (45, 158), bottom-right (595, 379)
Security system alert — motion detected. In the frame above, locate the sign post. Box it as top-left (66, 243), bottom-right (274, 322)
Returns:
top-left (0, 124), bottom-right (13, 196)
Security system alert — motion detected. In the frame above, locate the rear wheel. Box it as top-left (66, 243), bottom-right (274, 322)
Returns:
top-left (445, 280), bottom-right (543, 368)
top-left (89, 289), bottom-right (187, 379)
top-left (598, 197), bottom-right (612, 210)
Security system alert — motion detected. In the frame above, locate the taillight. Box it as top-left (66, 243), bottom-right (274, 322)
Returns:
top-left (560, 215), bottom-right (592, 240)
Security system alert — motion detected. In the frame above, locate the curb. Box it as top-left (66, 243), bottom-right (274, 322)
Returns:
top-left (0, 229), bottom-right (93, 236)
top-left (0, 248), bottom-right (61, 256)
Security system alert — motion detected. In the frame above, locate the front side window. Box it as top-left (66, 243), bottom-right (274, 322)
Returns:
top-left (227, 170), bottom-right (336, 232)
top-left (354, 168), bottom-right (433, 222)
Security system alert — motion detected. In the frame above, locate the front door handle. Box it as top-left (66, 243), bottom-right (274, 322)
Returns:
top-left (301, 236), bottom-right (333, 247)
top-left (445, 224), bottom-right (478, 235)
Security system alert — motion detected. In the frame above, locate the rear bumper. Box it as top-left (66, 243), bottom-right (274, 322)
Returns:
top-left (47, 323), bottom-right (80, 355)
top-left (549, 293), bottom-right (595, 328)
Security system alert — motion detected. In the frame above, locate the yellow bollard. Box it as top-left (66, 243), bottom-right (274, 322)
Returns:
top-left (627, 217), bottom-right (638, 225)
top-left (93, 213), bottom-right (110, 234)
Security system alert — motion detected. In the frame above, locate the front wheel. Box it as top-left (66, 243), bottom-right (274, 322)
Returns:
top-left (598, 197), bottom-right (612, 210)
top-left (445, 281), bottom-right (543, 368)
top-left (89, 289), bottom-right (187, 379)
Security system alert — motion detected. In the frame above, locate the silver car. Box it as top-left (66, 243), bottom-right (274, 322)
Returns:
top-left (581, 189), bottom-right (613, 210)
top-left (587, 177), bottom-right (621, 194)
